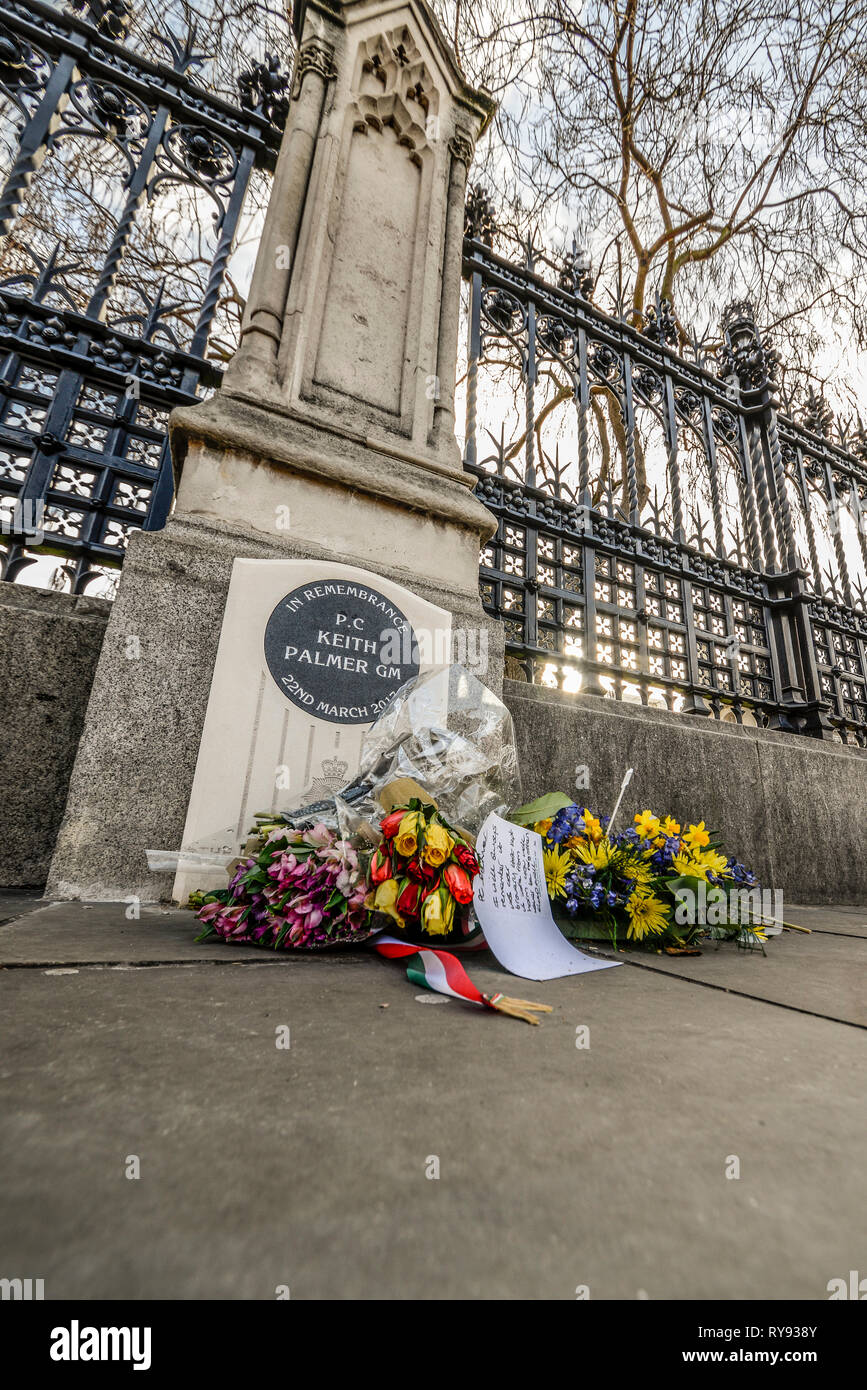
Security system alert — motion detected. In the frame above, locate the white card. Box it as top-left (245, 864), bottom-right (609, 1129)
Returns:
top-left (472, 813), bottom-right (622, 981)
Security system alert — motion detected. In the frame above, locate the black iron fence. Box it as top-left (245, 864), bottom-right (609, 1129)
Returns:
top-left (462, 222), bottom-right (867, 747)
top-left (0, 0), bottom-right (292, 593)
top-left (0, 6), bottom-right (865, 748)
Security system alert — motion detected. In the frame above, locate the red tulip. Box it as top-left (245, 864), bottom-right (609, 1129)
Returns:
top-left (407, 858), bottom-right (438, 884)
top-left (380, 809), bottom-right (407, 840)
top-left (443, 862), bottom-right (474, 905)
top-left (397, 880), bottom-right (421, 916)
top-left (453, 842), bottom-right (480, 877)
top-left (369, 847), bottom-right (392, 885)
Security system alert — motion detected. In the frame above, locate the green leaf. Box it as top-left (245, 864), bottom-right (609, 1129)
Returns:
top-left (509, 792), bottom-right (574, 827)
top-left (665, 874), bottom-right (706, 897)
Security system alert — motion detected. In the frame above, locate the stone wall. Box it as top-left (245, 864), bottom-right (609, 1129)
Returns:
top-left (504, 680), bottom-right (867, 904)
top-left (2, 584), bottom-right (865, 904)
top-left (0, 585), bottom-right (110, 888)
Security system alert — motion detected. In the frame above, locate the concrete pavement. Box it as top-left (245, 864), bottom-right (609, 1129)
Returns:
top-left (0, 895), bottom-right (864, 1300)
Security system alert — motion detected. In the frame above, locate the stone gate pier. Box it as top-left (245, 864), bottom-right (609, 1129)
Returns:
top-left (46, 0), bottom-right (501, 902)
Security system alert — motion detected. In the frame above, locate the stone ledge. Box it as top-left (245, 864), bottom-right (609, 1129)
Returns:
top-left (505, 679), bottom-right (867, 759)
top-left (170, 392), bottom-right (497, 543)
top-left (0, 584), bottom-right (111, 622)
top-left (503, 680), bottom-right (867, 903)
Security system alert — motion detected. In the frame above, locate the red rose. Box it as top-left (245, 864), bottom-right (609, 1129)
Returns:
top-left (453, 842), bottom-right (480, 877)
top-left (369, 848), bottom-right (392, 885)
top-left (443, 862), bottom-right (474, 905)
top-left (380, 808), bottom-right (408, 840)
top-left (397, 880), bottom-right (422, 916)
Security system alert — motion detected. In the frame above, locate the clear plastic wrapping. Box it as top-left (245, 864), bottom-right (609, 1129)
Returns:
top-left (334, 664), bottom-right (521, 841)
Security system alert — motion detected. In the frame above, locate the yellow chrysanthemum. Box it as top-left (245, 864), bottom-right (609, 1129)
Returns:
top-left (671, 850), bottom-right (704, 879)
top-left (543, 846), bottom-right (571, 898)
top-left (629, 860), bottom-right (657, 889)
top-left (742, 923), bottom-right (767, 943)
top-left (683, 820), bottom-right (710, 851)
top-left (634, 810), bottom-right (661, 841)
top-left (693, 848), bottom-right (729, 878)
top-left (574, 838), bottom-right (613, 869)
top-left (626, 891), bottom-right (669, 940)
top-left (671, 847), bottom-right (728, 882)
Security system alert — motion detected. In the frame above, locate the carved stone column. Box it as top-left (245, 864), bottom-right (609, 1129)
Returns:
top-left (170, 0), bottom-right (497, 600)
top-left (46, 0), bottom-right (502, 902)
top-left (224, 33), bottom-right (337, 385)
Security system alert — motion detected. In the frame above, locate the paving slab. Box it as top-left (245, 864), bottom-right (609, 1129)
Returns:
top-left (0, 889), bottom-right (47, 927)
top-left (590, 928), bottom-right (866, 1028)
top-left (0, 901), bottom-right (288, 966)
top-left (0, 952), bottom-right (863, 1301)
top-left (785, 903), bottom-right (867, 939)
top-left (2, 902), bottom-right (864, 1028)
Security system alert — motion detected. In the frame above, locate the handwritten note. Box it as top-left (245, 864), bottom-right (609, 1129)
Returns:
top-left (472, 814), bottom-right (622, 981)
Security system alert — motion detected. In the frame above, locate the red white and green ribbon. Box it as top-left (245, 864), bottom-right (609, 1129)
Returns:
top-left (370, 934), bottom-right (552, 1024)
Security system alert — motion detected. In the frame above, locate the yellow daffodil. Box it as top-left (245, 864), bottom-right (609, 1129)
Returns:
top-left (423, 821), bottom-right (455, 867)
top-left (583, 812), bottom-right (603, 843)
top-left (534, 817), bottom-right (553, 837)
top-left (575, 838), bottom-right (613, 869)
top-left (634, 810), bottom-right (661, 841)
top-left (626, 891), bottom-right (669, 940)
top-left (543, 846), bottom-right (571, 898)
top-left (661, 816), bottom-right (681, 837)
top-left (394, 812), bottom-right (420, 857)
top-left (683, 821), bottom-right (710, 851)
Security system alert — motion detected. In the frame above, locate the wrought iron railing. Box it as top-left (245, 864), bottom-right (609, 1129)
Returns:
top-left (0, 6), bottom-right (865, 749)
top-left (462, 223), bottom-right (867, 747)
top-left (0, 0), bottom-right (293, 593)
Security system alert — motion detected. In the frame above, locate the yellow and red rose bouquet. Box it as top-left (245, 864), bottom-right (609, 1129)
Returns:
top-left (365, 797), bottom-right (481, 943)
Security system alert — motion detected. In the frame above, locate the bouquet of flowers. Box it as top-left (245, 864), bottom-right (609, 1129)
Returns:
top-left (365, 794), bottom-right (481, 943)
top-left (514, 794), bottom-right (769, 951)
top-left (192, 820), bottom-right (371, 949)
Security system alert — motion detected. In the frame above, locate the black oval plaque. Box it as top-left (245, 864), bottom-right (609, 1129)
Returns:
top-left (263, 579), bottom-right (420, 725)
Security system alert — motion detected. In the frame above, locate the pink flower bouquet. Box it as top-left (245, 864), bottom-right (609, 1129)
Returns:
top-left (194, 821), bottom-right (372, 949)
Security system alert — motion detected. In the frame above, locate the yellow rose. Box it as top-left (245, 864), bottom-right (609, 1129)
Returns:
top-left (423, 821), bottom-right (455, 867)
top-left (394, 812), bottom-right (420, 858)
top-left (364, 878), bottom-right (405, 928)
